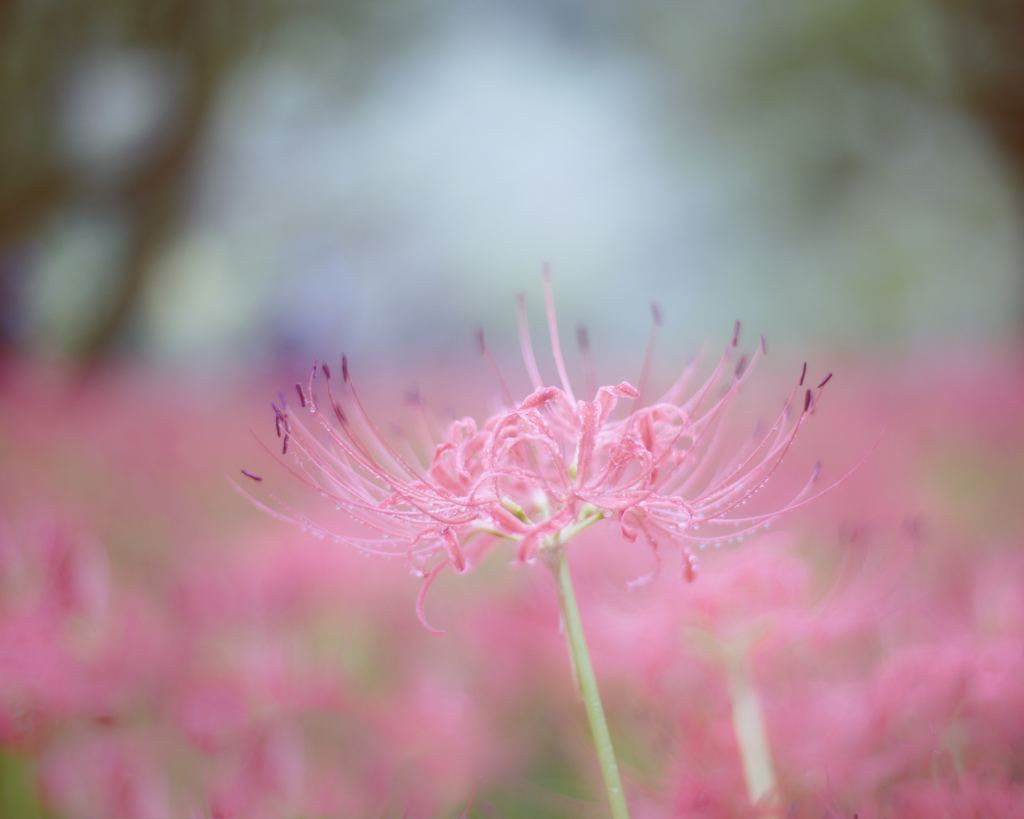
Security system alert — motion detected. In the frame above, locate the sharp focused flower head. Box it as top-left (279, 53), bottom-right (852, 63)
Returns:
top-left (241, 273), bottom-right (840, 632)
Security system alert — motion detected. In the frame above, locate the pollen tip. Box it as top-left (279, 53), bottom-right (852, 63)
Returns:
top-left (576, 324), bottom-right (590, 353)
top-left (804, 389), bottom-right (812, 413)
top-left (650, 302), bottom-right (662, 327)
top-left (295, 383), bottom-right (306, 408)
top-left (731, 320), bottom-right (741, 347)
top-left (240, 469), bottom-right (263, 482)
top-left (474, 327), bottom-right (485, 355)
top-left (341, 355), bottom-right (349, 383)
top-left (760, 333), bottom-right (767, 354)
top-left (799, 362), bottom-right (807, 386)
top-left (812, 460), bottom-right (822, 481)
top-left (817, 372), bottom-right (833, 389)
top-left (311, 358), bottom-right (318, 379)
top-left (734, 354), bottom-right (748, 379)
top-left (333, 402), bottom-right (347, 424)
top-left (322, 362), bottom-right (331, 380)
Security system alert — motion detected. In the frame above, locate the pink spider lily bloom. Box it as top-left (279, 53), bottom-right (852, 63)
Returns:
top-left (241, 275), bottom-right (836, 633)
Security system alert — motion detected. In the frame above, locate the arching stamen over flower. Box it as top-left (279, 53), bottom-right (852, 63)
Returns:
top-left (238, 278), bottom-right (860, 632)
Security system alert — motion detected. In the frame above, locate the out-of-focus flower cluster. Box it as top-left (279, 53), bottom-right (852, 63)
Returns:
top-left (1, 351), bottom-right (1023, 818)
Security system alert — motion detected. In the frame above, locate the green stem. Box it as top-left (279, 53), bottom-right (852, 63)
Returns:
top-left (547, 546), bottom-right (630, 819)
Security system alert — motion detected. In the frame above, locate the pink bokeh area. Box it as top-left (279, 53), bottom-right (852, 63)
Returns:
top-left (0, 349), bottom-right (1022, 818)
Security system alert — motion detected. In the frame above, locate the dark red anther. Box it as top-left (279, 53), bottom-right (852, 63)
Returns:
top-left (282, 434), bottom-right (289, 455)
top-left (311, 359), bottom-right (318, 379)
top-left (576, 324), bottom-right (590, 353)
top-left (322, 362), bottom-right (331, 379)
top-left (295, 384), bottom-right (306, 408)
top-left (804, 389), bottom-right (812, 412)
top-left (760, 333), bottom-right (767, 354)
top-left (817, 372), bottom-right (832, 389)
top-left (734, 354), bottom-right (748, 379)
top-left (475, 327), bottom-right (485, 354)
top-left (275, 415), bottom-right (281, 438)
top-left (241, 469), bottom-right (263, 482)
top-left (731, 320), bottom-right (741, 347)
top-left (651, 302), bottom-right (662, 326)
top-left (271, 401), bottom-right (280, 415)
top-left (341, 355), bottom-right (349, 383)
top-left (333, 402), bottom-right (347, 423)
top-left (799, 362), bottom-right (807, 386)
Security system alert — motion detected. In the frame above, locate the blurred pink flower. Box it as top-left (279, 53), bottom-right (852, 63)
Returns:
top-left (0, 512), bottom-right (170, 746)
top-left (40, 730), bottom-right (172, 819)
top-left (243, 275), bottom-right (840, 632)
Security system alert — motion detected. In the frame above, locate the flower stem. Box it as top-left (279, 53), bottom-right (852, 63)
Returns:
top-left (725, 651), bottom-right (777, 809)
top-left (550, 547), bottom-right (630, 819)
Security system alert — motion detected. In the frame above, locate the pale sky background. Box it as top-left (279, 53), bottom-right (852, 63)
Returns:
top-left (23, 2), bottom-right (1024, 367)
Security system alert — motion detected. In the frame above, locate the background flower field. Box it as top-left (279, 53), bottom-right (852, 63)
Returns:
top-left (1, 347), bottom-right (1021, 817)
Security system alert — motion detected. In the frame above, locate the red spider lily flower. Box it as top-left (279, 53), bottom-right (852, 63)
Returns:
top-left (240, 274), bottom-right (841, 633)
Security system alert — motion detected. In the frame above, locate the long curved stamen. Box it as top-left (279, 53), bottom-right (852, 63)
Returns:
top-left (634, 302), bottom-right (661, 410)
top-left (516, 294), bottom-right (544, 391)
top-left (476, 328), bottom-right (516, 407)
top-left (577, 324), bottom-right (597, 402)
top-left (541, 264), bottom-right (576, 404)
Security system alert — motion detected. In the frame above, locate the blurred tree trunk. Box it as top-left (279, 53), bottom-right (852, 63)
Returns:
top-left (0, 1), bottom-right (272, 359)
top-left (942, 0), bottom-right (1024, 335)
top-left (78, 5), bottom-right (228, 358)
